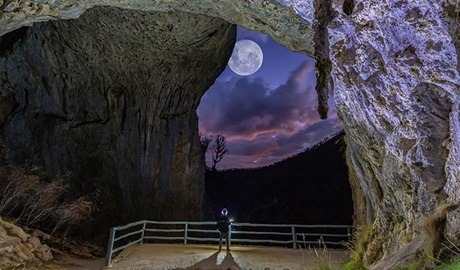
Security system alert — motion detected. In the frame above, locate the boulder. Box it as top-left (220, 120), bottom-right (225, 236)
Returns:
top-left (0, 217), bottom-right (52, 269)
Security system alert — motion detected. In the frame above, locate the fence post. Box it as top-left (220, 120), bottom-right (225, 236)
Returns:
top-left (184, 223), bottom-right (188, 245)
top-left (291, 226), bottom-right (297, 249)
top-left (105, 227), bottom-right (116, 266)
top-left (228, 230), bottom-right (232, 248)
top-left (141, 221), bottom-right (147, 244)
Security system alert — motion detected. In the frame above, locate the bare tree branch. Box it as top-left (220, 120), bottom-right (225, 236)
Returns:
top-left (211, 135), bottom-right (229, 171)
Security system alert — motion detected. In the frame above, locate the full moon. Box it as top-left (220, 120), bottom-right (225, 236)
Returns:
top-left (228, 39), bottom-right (263, 76)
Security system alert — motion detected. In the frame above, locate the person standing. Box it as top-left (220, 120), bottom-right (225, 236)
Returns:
top-left (217, 208), bottom-right (231, 252)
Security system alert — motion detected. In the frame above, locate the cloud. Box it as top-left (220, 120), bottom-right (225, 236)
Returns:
top-left (197, 60), bottom-right (342, 169)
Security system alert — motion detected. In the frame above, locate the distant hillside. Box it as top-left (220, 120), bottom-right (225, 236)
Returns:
top-left (205, 132), bottom-right (353, 226)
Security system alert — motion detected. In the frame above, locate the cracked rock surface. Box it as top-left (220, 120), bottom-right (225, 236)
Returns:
top-left (0, 0), bottom-right (312, 55)
top-left (329, 0), bottom-right (460, 268)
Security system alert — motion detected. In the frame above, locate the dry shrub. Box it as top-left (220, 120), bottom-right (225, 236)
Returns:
top-left (421, 203), bottom-right (457, 259)
top-left (311, 238), bottom-right (337, 270)
top-left (0, 145), bottom-right (94, 235)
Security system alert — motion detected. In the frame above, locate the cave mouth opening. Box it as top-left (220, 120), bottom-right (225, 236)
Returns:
top-left (197, 26), bottom-right (342, 170)
top-left (199, 26), bottom-right (354, 230)
top-left (0, 6), bottom-right (351, 243)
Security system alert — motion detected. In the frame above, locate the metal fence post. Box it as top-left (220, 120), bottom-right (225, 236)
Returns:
top-left (229, 230), bottom-right (232, 248)
top-left (105, 227), bottom-right (116, 266)
top-left (291, 226), bottom-right (297, 249)
top-left (184, 223), bottom-right (188, 245)
top-left (141, 221), bottom-right (147, 244)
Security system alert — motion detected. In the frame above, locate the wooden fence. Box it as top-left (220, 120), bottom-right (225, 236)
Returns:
top-left (105, 220), bottom-right (353, 266)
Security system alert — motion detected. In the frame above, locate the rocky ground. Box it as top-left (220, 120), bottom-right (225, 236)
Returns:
top-left (0, 217), bottom-right (53, 269)
top-left (0, 217), bottom-right (104, 269)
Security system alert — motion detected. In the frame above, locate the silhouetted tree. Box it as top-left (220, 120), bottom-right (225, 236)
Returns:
top-left (211, 135), bottom-right (229, 172)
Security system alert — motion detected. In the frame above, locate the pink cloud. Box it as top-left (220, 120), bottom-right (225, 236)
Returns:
top-left (198, 60), bottom-right (342, 169)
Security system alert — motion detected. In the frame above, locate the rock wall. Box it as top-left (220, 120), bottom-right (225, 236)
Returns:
top-left (329, 0), bottom-right (460, 267)
top-left (0, 7), bottom-right (235, 231)
top-left (440, 0), bottom-right (460, 250)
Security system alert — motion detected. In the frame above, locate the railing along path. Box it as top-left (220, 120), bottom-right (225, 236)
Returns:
top-left (105, 220), bottom-right (353, 266)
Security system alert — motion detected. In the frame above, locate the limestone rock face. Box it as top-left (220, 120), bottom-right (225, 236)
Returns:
top-left (0, 0), bottom-right (312, 55)
top-left (0, 217), bottom-right (53, 268)
top-left (329, 0), bottom-right (460, 267)
top-left (0, 7), bottom-right (235, 229)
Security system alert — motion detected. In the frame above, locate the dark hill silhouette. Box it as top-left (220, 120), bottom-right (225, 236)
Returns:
top-left (205, 132), bottom-right (353, 226)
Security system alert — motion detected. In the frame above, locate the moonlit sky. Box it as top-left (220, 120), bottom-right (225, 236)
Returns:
top-left (197, 26), bottom-right (342, 170)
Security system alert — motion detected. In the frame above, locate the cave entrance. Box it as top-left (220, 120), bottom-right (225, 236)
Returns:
top-left (198, 26), bottom-right (353, 229)
top-left (0, 5), bottom-right (353, 243)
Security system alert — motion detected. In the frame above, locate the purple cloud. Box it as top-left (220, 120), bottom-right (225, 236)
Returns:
top-left (197, 60), bottom-right (342, 169)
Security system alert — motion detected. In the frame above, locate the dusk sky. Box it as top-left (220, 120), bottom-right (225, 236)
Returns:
top-left (197, 27), bottom-right (342, 169)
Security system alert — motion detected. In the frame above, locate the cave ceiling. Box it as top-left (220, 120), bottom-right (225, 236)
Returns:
top-left (0, 0), bottom-right (314, 56)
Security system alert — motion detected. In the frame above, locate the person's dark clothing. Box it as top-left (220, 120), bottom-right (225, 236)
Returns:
top-left (217, 214), bottom-right (231, 232)
top-left (217, 214), bottom-right (231, 251)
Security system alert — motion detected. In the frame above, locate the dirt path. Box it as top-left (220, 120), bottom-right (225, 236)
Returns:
top-left (107, 244), bottom-right (349, 270)
top-left (42, 257), bottom-right (105, 269)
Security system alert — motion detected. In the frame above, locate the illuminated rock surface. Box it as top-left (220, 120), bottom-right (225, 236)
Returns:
top-left (0, 0), bottom-right (312, 55)
top-left (0, 217), bottom-right (52, 268)
top-left (329, 1), bottom-right (460, 268)
top-left (0, 0), bottom-right (459, 268)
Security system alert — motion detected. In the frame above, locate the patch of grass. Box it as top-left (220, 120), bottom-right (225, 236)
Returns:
top-left (299, 237), bottom-right (345, 270)
top-left (342, 257), bottom-right (367, 270)
top-left (393, 238), bottom-right (460, 270)
top-left (311, 242), bottom-right (336, 270)
top-left (429, 256), bottom-right (460, 270)
top-left (339, 204), bottom-right (460, 270)
top-left (419, 203), bottom-right (460, 270)
top-left (315, 258), bottom-right (336, 270)
top-left (428, 236), bottom-right (460, 270)
top-left (342, 225), bottom-right (372, 270)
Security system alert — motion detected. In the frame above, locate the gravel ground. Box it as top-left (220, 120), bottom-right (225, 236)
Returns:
top-left (98, 244), bottom-right (349, 270)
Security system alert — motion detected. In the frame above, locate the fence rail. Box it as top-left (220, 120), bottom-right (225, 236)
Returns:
top-left (105, 220), bottom-right (353, 266)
